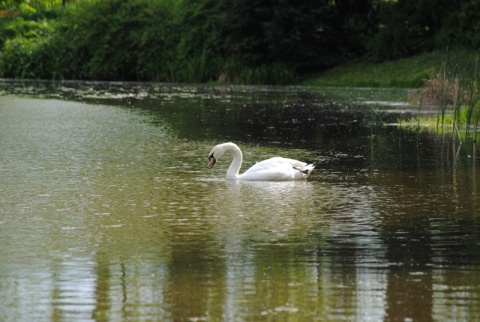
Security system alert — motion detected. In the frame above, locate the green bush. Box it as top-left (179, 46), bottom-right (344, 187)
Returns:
top-left (0, 0), bottom-right (300, 83)
top-left (3, 0), bottom-right (480, 83)
top-left (57, 0), bottom-right (180, 80)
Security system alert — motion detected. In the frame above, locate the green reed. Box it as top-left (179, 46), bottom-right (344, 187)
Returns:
top-left (404, 51), bottom-right (480, 145)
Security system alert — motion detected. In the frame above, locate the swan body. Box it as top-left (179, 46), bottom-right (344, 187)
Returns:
top-left (207, 142), bottom-right (314, 181)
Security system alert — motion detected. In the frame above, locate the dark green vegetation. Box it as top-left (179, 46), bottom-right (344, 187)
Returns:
top-left (1, 0), bottom-right (479, 84)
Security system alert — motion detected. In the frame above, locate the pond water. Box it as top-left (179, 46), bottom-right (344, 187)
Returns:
top-left (1, 81), bottom-right (479, 321)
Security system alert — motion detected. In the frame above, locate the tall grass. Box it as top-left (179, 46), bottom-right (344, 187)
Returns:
top-left (405, 51), bottom-right (480, 145)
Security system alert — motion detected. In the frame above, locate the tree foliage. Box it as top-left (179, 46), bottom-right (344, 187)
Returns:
top-left (0, 0), bottom-right (479, 83)
top-left (366, 0), bottom-right (480, 61)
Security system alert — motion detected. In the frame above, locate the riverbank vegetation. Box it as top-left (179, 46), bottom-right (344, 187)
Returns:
top-left (400, 51), bottom-right (479, 145)
top-left (303, 51), bottom-right (446, 88)
top-left (1, 0), bottom-right (479, 85)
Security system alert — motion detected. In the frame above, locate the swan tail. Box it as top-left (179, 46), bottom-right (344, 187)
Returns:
top-left (294, 164), bottom-right (315, 175)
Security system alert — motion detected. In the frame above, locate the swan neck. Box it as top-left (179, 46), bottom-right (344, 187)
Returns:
top-left (226, 144), bottom-right (242, 179)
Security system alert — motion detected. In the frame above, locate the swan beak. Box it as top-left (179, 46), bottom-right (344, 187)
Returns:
top-left (207, 155), bottom-right (216, 168)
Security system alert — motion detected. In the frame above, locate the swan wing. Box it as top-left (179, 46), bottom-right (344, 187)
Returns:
top-left (239, 157), bottom-right (314, 181)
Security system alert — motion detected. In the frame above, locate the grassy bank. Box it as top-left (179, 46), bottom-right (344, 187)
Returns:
top-left (302, 52), bottom-right (446, 88)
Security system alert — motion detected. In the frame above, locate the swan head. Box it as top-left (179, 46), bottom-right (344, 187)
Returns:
top-left (207, 153), bottom-right (216, 168)
top-left (207, 142), bottom-right (235, 168)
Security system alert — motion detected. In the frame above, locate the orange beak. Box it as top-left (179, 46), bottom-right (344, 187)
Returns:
top-left (207, 155), bottom-right (216, 168)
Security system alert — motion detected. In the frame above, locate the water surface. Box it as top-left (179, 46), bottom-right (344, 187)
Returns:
top-left (1, 81), bottom-right (479, 321)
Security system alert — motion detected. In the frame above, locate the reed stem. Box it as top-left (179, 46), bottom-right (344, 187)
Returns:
top-left (474, 57), bottom-right (479, 144)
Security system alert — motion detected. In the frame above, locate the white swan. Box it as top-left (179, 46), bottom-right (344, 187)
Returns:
top-left (207, 142), bottom-right (314, 181)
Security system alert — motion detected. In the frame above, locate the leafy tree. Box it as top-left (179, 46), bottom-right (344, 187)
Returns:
top-left (366, 0), bottom-right (478, 61)
top-left (435, 0), bottom-right (480, 49)
top-left (57, 0), bottom-right (181, 80)
top-left (333, 0), bottom-right (377, 57)
top-left (221, 0), bottom-right (337, 71)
